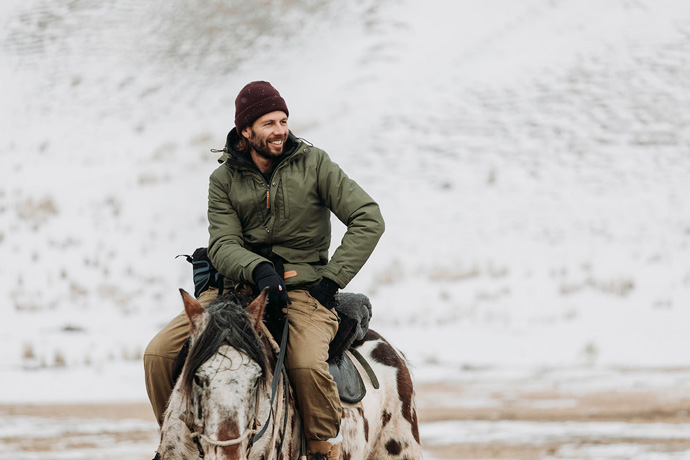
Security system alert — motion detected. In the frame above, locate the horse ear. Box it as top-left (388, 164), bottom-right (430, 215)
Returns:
top-left (246, 287), bottom-right (268, 333)
top-left (180, 288), bottom-right (205, 330)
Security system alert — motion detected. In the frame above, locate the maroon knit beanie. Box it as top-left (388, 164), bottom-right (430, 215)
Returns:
top-left (234, 81), bottom-right (289, 132)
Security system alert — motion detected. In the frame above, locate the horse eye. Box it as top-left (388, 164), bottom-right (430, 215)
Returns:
top-left (193, 375), bottom-right (205, 387)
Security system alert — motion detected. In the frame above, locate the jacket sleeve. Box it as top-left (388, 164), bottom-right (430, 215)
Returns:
top-left (316, 151), bottom-right (385, 288)
top-left (207, 169), bottom-right (268, 284)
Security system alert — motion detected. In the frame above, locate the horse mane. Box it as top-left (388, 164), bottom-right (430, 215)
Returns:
top-left (182, 291), bottom-right (269, 395)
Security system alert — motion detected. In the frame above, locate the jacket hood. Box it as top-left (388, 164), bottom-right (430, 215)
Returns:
top-left (217, 128), bottom-right (300, 165)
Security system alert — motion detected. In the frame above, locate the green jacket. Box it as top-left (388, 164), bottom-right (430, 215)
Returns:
top-left (207, 130), bottom-right (384, 290)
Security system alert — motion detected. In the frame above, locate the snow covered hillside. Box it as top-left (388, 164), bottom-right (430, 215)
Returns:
top-left (1, 0), bottom-right (689, 403)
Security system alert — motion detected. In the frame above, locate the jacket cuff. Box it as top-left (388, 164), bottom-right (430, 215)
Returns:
top-left (245, 258), bottom-right (272, 284)
top-left (319, 263), bottom-right (346, 289)
top-left (318, 277), bottom-right (340, 295)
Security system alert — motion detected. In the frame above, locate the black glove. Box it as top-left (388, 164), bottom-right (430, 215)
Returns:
top-left (309, 277), bottom-right (339, 309)
top-left (253, 263), bottom-right (289, 308)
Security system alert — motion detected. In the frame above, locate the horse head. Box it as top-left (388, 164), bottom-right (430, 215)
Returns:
top-left (157, 288), bottom-right (270, 460)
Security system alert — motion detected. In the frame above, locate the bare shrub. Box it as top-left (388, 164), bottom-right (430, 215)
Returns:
top-left (429, 265), bottom-right (480, 281)
top-left (587, 277), bottom-right (635, 296)
top-left (22, 343), bottom-right (36, 360)
top-left (54, 350), bottom-right (67, 367)
top-left (16, 196), bottom-right (58, 227)
top-left (560, 277), bottom-right (635, 296)
top-left (374, 259), bottom-right (405, 285)
top-left (122, 347), bottom-right (143, 361)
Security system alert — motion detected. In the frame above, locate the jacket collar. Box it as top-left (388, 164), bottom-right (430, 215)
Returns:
top-left (218, 128), bottom-right (301, 167)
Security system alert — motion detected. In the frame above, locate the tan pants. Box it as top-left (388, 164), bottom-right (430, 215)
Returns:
top-left (283, 290), bottom-right (341, 441)
top-left (143, 288), bottom-right (341, 442)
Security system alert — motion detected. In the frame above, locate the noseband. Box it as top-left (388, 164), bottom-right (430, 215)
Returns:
top-left (191, 425), bottom-right (258, 448)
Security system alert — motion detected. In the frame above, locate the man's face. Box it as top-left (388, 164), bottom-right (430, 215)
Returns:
top-left (242, 111), bottom-right (289, 160)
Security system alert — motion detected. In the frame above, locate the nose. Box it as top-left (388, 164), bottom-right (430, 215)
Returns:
top-left (274, 124), bottom-right (287, 136)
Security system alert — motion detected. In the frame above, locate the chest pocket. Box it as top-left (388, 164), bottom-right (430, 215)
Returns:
top-left (228, 175), bottom-right (268, 230)
top-left (276, 166), bottom-right (323, 222)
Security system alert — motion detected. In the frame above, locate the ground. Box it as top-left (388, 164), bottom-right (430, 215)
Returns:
top-left (2, 369), bottom-right (689, 459)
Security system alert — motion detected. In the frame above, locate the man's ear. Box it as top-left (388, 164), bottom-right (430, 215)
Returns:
top-left (241, 126), bottom-right (252, 140)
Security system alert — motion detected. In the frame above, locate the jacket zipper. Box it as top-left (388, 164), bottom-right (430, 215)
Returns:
top-left (235, 142), bottom-right (305, 210)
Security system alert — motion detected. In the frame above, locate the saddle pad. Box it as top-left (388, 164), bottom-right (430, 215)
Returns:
top-left (328, 350), bottom-right (366, 404)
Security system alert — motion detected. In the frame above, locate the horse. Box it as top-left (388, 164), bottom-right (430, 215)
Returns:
top-left (155, 288), bottom-right (422, 460)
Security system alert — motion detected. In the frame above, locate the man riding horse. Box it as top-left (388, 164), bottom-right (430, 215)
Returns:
top-left (144, 81), bottom-right (385, 459)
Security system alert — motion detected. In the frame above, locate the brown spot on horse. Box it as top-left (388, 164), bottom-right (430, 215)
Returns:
top-left (381, 410), bottom-right (392, 428)
top-left (215, 418), bottom-right (241, 458)
top-left (371, 340), bottom-right (420, 444)
top-left (357, 406), bottom-right (369, 442)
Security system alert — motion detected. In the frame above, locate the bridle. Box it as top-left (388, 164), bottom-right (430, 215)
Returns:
top-left (186, 319), bottom-right (291, 458)
top-left (189, 384), bottom-right (261, 450)
top-left (191, 428), bottom-right (258, 447)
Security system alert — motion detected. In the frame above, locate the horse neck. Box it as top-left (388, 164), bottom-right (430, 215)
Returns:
top-left (251, 334), bottom-right (302, 460)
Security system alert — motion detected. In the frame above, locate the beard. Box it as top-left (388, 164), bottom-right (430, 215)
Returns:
top-left (248, 130), bottom-right (287, 160)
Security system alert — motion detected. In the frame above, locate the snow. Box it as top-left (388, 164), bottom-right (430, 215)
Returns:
top-left (1, 1), bottom-right (690, 455)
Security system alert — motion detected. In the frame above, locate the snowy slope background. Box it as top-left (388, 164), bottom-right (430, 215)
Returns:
top-left (1, 0), bottom-right (689, 404)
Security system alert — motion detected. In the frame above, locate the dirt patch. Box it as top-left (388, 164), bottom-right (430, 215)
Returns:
top-left (425, 440), bottom-right (690, 460)
top-left (1, 376), bottom-right (690, 459)
top-left (417, 381), bottom-right (690, 424)
top-left (0, 402), bottom-right (156, 421)
top-left (415, 377), bottom-right (690, 459)
top-left (0, 402), bottom-right (159, 459)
